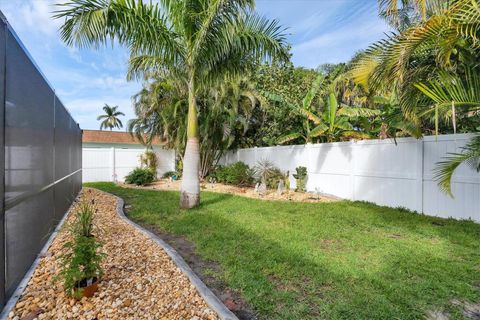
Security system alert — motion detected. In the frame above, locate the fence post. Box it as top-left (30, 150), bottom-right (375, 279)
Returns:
top-left (350, 140), bottom-right (356, 201)
top-left (306, 143), bottom-right (312, 192)
top-left (415, 139), bottom-right (424, 213)
top-left (111, 147), bottom-right (116, 182)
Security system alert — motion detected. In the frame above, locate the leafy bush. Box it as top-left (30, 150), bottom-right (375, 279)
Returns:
top-left (254, 160), bottom-right (285, 189)
top-left (213, 162), bottom-right (254, 186)
top-left (125, 168), bottom-right (155, 185)
top-left (162, 171), bottom-right (181, 180)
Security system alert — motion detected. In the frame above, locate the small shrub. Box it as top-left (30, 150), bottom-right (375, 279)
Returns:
top-left (56, 194), bottom-right (104, 298)
top-left (293, 166), bottom-right (307, 192)
top-left (214, 162), bottom-right (254, 186)
top-left (125, 168), bottom-right (155, 186)
top-left (162, 171), bottom-right (181, 180)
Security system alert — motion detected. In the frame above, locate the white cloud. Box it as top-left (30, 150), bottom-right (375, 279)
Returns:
top-left (1, 0), bottom-right (63, 37)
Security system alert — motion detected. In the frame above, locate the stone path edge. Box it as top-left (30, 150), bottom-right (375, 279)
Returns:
top-left (112, 192), bottom-right (239, 320)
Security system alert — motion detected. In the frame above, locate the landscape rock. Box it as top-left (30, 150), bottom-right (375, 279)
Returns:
top-left (7, 189), bottom-right (218, 320)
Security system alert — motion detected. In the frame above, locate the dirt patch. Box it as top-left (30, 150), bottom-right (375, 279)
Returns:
top-left (426, 299), bottom-right (480, 320)
top-left (451, 299), bottom-right (480, 319)
top-left (129, 219), bottom-right (257, 320)
top-left (121, 179), bottom-right (338, 204)
top-left (319, 239), bottom-right (343, 251)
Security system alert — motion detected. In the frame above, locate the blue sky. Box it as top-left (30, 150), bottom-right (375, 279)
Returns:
top-left (0, 0), bottom-right (389, 130)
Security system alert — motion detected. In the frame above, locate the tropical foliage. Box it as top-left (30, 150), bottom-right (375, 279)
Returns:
top-left (127, 76), bottom-right (263, 179)
top-left (57, 0), bottom-right (480, 198)
top-left (55, 0), bottom-right (288, 208)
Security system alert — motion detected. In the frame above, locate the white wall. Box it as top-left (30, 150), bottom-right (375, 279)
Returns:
top-left (83, 147), bottom-right (175, 183)
top-left (221, 134), bottom-right (480, 222)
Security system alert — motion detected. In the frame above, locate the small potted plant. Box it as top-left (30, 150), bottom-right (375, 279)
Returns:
top-left (56, 197), bottom-right (104, 299)
top-left (293, 166), bottom-right (307, 192)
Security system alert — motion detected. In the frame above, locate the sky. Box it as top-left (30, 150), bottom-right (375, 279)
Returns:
top-left (0, 0), bottom-right (390, 130)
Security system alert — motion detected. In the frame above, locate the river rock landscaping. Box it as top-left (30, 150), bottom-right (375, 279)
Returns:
top-left (7, 188), bottom-right (218, 320)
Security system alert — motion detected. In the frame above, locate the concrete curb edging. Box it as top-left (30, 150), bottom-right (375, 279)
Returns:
top-left (114, 195), bottom-right (239, 320)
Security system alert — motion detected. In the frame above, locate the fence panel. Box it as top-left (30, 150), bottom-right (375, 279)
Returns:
top-left (422, 135), bottom-right (480, 220)
top-left (220, 134), bottom-right (480, 222)
top-left (82, 147), bottom-right (176, 183)
top-left (0, 17), bottom-right (82, 308)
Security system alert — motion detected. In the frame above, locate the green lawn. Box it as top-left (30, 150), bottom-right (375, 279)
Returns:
top-left (85, 182), bottom-right (480, 320)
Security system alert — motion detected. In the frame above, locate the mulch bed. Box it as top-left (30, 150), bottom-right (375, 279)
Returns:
top-left (124, 179), bottom-right (338, 203)
top-left (7, 188), bottom-right (218, 320)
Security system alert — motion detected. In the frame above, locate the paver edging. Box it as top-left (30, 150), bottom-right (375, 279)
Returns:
top-left (113, 194), bottom-right (239, 320)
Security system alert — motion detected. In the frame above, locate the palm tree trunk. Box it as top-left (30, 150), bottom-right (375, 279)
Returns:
top-left (180, 76), bottom-right (200, 208)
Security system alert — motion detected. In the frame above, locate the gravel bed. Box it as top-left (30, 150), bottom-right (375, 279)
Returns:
top-left (7, 188), bottom-right (219, 320)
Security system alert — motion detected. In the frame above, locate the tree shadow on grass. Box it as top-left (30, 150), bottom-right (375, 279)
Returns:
top-left (199, 193), bottom-right (235, 207)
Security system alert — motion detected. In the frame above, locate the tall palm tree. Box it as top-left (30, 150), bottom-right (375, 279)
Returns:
top-left (55, 0), bottom-right (288, 208)
top-left (97, 104), bottom-right (125, 130)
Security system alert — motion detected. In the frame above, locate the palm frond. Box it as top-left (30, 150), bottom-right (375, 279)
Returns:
top-left (434, 135), bottom-right (480, 196)
top-left (54, 0), bottom-right (183, 63)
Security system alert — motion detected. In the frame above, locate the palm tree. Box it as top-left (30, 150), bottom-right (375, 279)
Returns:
top-left (55, 0), bottom-right (288, 208)
top-left (128, 76), bottom-right (263, 179)
top-left (97, 104), bottom-right (125, 130)
top-left (351, 0), bottom-right (480, 135)
top-left (378, 0), bottom-right (429, 30)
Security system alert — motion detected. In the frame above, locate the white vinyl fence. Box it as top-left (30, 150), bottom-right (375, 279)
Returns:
top-left (221, 133), bottom-right (480, 222)
top-left (83, 147), bottom-right (175, 183)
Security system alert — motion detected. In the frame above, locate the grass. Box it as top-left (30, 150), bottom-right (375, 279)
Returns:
top-left (85, 182), bottom-right (480, 320)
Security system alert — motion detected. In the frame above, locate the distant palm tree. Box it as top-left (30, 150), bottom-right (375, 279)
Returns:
top-left (97, 104), bottom-right (125, 131)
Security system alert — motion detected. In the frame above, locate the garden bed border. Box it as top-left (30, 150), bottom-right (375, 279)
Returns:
top-left (113, 193), bottom-right (239, 320)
